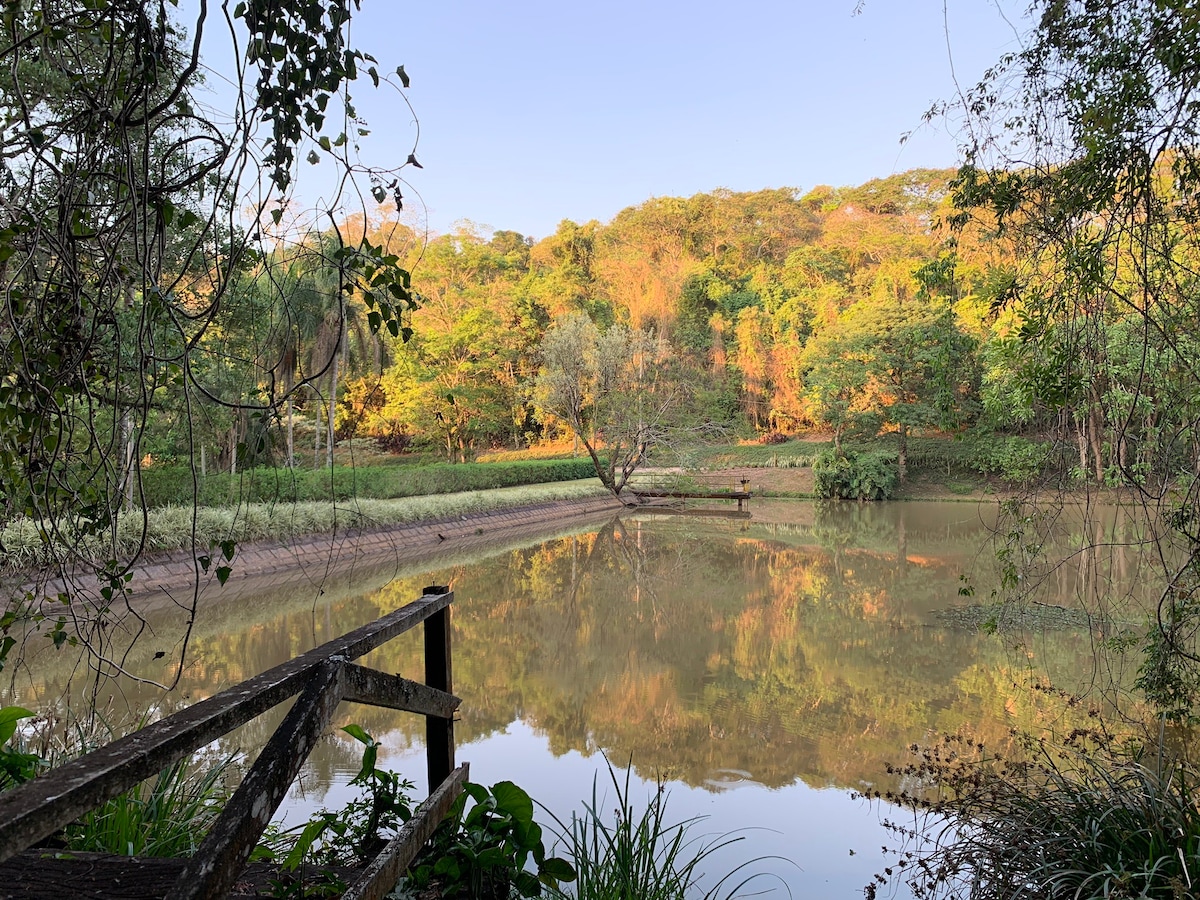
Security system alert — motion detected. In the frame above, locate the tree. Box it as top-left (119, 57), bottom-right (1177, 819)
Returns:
top-left (799, 328), bottom-right (872, 452)
top-left (0, 1), bottom-right (417, 683)
top-left (536, 314), bottom-right (704, 499)
top-left (856, 260), bottom-right (977, 479)
top-left (948, 0), bottom-right (1200, 716)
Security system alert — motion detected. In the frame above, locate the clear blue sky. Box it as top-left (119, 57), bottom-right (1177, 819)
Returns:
top-left (220, 1), bottom-right (1029, 240)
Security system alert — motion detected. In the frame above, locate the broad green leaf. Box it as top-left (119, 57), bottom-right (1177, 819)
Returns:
top-left (0, 707), bottom-right (33, 745)
top-left (490, 781), bottom-right (534, 824)
top-left (342, 723), bottom-right (373, 745)
top-left (539, 857), bottom-right (577, 883)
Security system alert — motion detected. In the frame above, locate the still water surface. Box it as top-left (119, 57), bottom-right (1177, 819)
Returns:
top-left (7, 499), bottom-right (1157, 897)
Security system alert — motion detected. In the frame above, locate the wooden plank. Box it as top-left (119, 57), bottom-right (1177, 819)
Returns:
top-left (340, 763), bottom-right (469, 900)
top-left (169, 660), bottom-right (346, 900)
top-left (632, 490), bottom-right (752, 500)
top-left (0, 852), bottom-right (361, 899)
top-left (341, 663), bottom-right (460, 718)
top-left (0, 590), bottom-right (451, 863)
top-left (637, 507), bottom-right (752, 520)
top-left (423, 605), bottom-right (455, 794)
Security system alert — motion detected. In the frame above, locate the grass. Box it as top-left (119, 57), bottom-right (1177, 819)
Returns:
top-left (872, 728), bottom-right (1200, 900)
top-left (477, 442), bottom-right (582, 463)
top-left (688, 440), bottom-right (827, 470)
top-left (687, 433), bottom-right (1053, 485)
top-left (544, 759), bottom-right (778, 900)
top-left (0, 479), bottom-right (610, 571)
top-left (62, 753), bottom-right (233, 857)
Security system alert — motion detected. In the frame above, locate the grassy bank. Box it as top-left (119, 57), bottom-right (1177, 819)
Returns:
top-left (0, 480), bottom-right (610, 572)
top-left (139, 458), bottom-right (599, 508)
top-left (690, 434), bottom-right (1048, 480)
top-left (140, 433), bottom-right (1044, 510)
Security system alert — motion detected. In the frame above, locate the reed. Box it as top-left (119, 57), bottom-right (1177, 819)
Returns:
top-left (873, 729), bottom-right (1200, 899)
top-left (62, 754), bottom-right (232, 858)
top-left (545, 760), bottom-right (776, 900)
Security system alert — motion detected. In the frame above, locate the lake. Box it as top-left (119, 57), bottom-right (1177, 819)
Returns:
top-left (5, 499), bottom-right (1158, 897)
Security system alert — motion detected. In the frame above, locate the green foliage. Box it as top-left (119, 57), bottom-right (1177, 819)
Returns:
top-left (690, 441), bottom-right (827, 469)
top-left (63, 754), bottom-right (232, 858)
top-left (895, 435), bottom-right (1052, 483)
top-left (944, 0), bottom-right (1200, 714)
top-left (813, 449), bottom-right (898, 501)
top-left (1136, 576), bottom-right (1200, 723)
top-left (262, 726), bottom-right (415, 871)
top-left (405, 780), bottom-right (575, 899)
top-left (260, 729), bottom-right (571, 899)
top-left (536, 314), bottom-right (718, 498)
top-left (139, 459), bottom-right (599, 507)
top-left (874, 730), bottom-right (1200, 900)
top-left (0, 706), bottom-right (42, 790)
top-left (0, 0), bottom-right (416, 675)
top-left (544, 761), bottom-right (767, 900)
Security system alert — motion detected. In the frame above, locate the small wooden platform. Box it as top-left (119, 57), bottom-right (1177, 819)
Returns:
top-left (631, 489), bottom-right (753, 511)
top-left (636, 506), bottom-right (751, 520)
top-left (0, 852), bottom-right (358, 899)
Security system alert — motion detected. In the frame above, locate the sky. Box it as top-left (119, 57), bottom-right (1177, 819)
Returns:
top-left (203, 1), bottom-right (1030, 241)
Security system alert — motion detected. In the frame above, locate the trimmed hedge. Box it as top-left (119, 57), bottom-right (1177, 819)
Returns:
top-left (139, 458), bottom-right (600, 508)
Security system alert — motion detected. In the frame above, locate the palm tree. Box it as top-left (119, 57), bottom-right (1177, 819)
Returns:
top-left (259, 231), bottom-right (387, 469)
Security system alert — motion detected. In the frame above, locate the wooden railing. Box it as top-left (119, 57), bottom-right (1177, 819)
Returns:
top-left (0, 586), bottom-right (464, 900)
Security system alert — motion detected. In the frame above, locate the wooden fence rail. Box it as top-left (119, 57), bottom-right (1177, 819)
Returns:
top-left (0, 586), bottom-right (463, 900)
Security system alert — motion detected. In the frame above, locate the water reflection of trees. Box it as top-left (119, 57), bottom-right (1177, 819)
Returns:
top-left (346, 509), bottom-right (1122, 792)
top-left (5, 504), bottom-right (1142, 797)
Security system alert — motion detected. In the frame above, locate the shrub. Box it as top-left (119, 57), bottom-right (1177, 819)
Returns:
top-left (374, 431), bottom-right (412, 454)
top-left (900, 434), bottom-right (1052, 483)
top-left (406, 780), bottom-right (575, 899)
top-left (813, 449), bottom-right (898, 500)
top-left (978, 435), bottom-right (1052, 482)
top-left (0, 707), bottom-right (41, 790)
top-left (758, 431), bottom-right (789, 445)
top-left (0, 481), bottom-right (611, 572)
top-left (871, 728), bottom-right (1200, 900)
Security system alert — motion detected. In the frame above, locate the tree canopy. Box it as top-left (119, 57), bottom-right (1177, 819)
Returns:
top-left (0, 0), bottom-right (416, 682)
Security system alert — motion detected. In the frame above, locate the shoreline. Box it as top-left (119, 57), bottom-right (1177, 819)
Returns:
top-left (7, 470), bottom-right (1140, 611)
top-left (16, 493), bottom-right (626, 611)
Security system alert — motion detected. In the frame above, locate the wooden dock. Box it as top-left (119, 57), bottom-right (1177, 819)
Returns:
top-left (0, 588), bottom-right (463, 900)
top-left (630, 475), bottom-right (754, 511)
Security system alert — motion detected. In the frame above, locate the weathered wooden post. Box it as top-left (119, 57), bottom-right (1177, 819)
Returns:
top-left (423, 586), bottom-right (455, 792)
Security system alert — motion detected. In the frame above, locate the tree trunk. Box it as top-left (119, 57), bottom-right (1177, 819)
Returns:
top-left (326, 351), bottom-right (339, 469)
top-left (121, 410), bottom-right (135, 512)
top-left (314, 398), bottom-right (321, 469)
top-left (1076, 417), bottom-right (1088, 479)
top-left (1090, 403), bottom-right (1104, 483)
top-left (898, 422), bottom-right (908, 483)
top-left (286, 397), bottom-right (295, 468)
